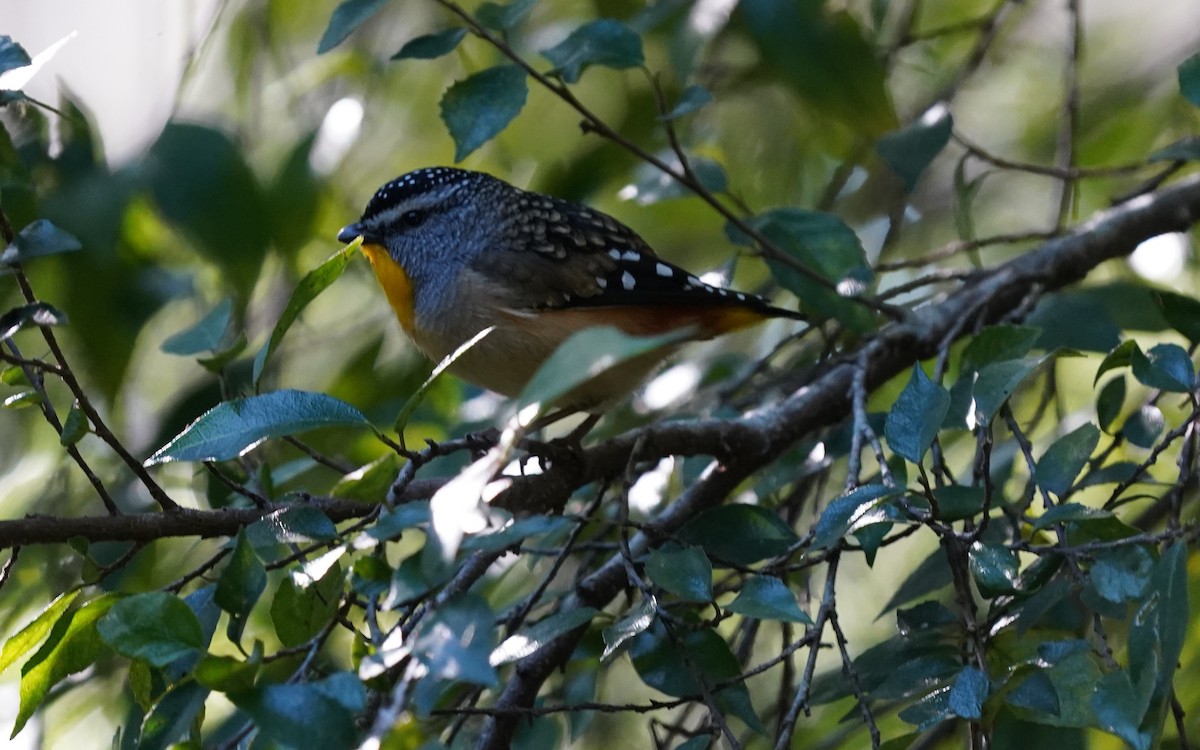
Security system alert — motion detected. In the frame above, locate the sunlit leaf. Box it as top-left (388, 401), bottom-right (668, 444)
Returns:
top-left (0, 303), bottom-right (66, 340)
top-left (491, 607), bottom-right (599, 666)
top-left (0, 590), bottom-right (80, 675)
top-left (0, 35), bottom-right (32, 77)
top-left (96, 592), bottom-right (205, 667)
top-left (602, 594), bottom-right (656, 660)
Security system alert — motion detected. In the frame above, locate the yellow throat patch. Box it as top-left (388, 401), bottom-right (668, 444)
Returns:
top-left (361, 243), bottom-right (415, 333)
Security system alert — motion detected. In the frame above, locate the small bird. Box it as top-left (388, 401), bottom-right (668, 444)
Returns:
top-left (337, 167), bottom-right (805, 410)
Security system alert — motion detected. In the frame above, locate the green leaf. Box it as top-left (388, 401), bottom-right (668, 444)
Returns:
top-left (628, 155), bottom-right (727, 203)
top-left (440, 65), bottom-right (528, 162)
top-left (948, 665), bottom-right (989, 720)
top-left (15, 594), bottom-right (119, 737)
top-left (0, 302), bottom-right (67, 339)
top-left (1, 219), bottom-right (81, 265)
top-left (969, 542), bottom-right (1019, 598)
top-left (491, 607), bottom-right (599, 666)
top-left (876, 105), bottom-right (953, 192)
top-left (271, 566), bottom-right (342, 647)
top-left (1094, 340), bottom-right (1138, 383)
top-left (678, 504), bottom-right (799, 565)
top-left (3, 391), bottom-right (41, 409)
top-left (1004, 668), bottom-right (1060, 715)
top-left (1034, 423), bottom-right (1100, 498)
top-left (139, 681), bottom-right (209, 750)
top-left (885, 365), bottom-right (951, 463)
top-left (899, 686), bottom-right (952, 731)
top-left (145, 389), bottom-right (369, 464)
top-left (1156, 291), bottom-right (1200, 342)
top-left (0, 590), bottom-right (80, 675)
top-left (253, 245), bottom-right (356, 384)
top-left (878, 548), bottom-right (953, 615)
top-left (246, 506), bottom-right (338, 547)
top-left (932, 485), bottom-right (985, 522)
top-left (971, 358), bottom-right (1041, 423)
top-left (645, 544), bottom-right (713, 602)
top-left (1179, 51), bottom-right (1200, 108)
top-left (461, 514), bottom-right (573, 552)
top-left (1031, 502), bottom-right (1113, 532)
top-left (1148, 137), bottom-right (1200, 163)
top-left (961, 325), bottom-right (1042, 373)
top-left (896, 601), bottom-right (957, 634)
top-left (231, 672), bottom-right (365, 750)
top-left (811, 484), bottom-right (901, 549)
top-left (518, 325), bottom-right (687, 410)
top-left (391, 28), bottom-right (468, 60)
top-left (411, 594), bottom-right (498, 686)
top-left (541, 19), bottom-right (645, 83)
top-left (1090, 545), bottom-right (1152, 604)
top-left (215, 530), bottom-right (267, 619)
top-left (1123, 405), bottom-right (1164, 449)
top-left (476, 0), bottom-right (538, 31)
top-left (162, 298), bottom-right (234, 355)
top-left (1096, 376), bottom-right (1125, 433)
top-left (0, 36), bottom-right (32, 77)
top-left (395, 325), bottom-right (494, 431)
top-left (1131, 342), bottom-right (1195, 392)
top-left (97, 592), bottom-right (205, 667)
top-left (726, 576), bottom-right (812, 624)
top-left (1092, 669), bottom-right (1152, 750)
top-left (661, 84), bottom-right (714, 120)
top-left (58, 400), bottom-right (88, 446)
top-left (602, 594), bottom-right (656, 660)
top-left (317, 0), bottom-right (389, 53)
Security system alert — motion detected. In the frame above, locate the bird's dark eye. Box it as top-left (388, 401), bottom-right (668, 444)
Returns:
top-left (400, 210), bottom-right (427, 228)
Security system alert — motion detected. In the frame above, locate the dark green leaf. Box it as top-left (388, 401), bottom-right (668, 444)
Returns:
top-left (678, 504), bottom-right (799, 565)
top-left (876, 105), bottom-right (953, 192)
top-left (194, 653), bottom-right (259, 693)
top-left (461, 515), bottom-right (572, 552)
top-left (1034, 423), bottom-right (1100, 498)
top-left (1038, 639), bottom-right (1092, 665)
top-left (541, 19), bottom-right (645, 83)
top-left (878, 548), bottom-right (954, 615)
top-left (0, 302), bottom-right (66, 339)
top-left (970, 542), bottom-right (1019, 598)
top-left (1092, 669), bottom-right (1152, 750)
top-left (271, 570), bottom-right (342, 647)
top-left (932, 485), bottom-right (986, 522)
top-left (440, 65), bottom-right (528, 162)
top-left (139, 681), bottom-right (209, 750)
top-left (1090, 545), bottom-right (1152, 604)
top-left (661, 84), bottom-right (713, 120)
top-left (628, 156), bottom-right (727, 203)
top-left (885, 365), bottom-right (951, 462)
top-left (1123, 405), bottom-right (1164, 449)
top-left (476, 0), bottom-right (538, 31)
top-left (1094, 340), bottom-right (1138, 384)
top-left (1005, 668), bottom-right (1060, 715)
top-left (215, 531), bottom-right (267, 619)
top-left (363, 502), bottom-right (431, 543)
top-left (645, 544), bottom-right (713, 602)
top-left (411, 594), bottom-right (497, 686)
top-left (145, 389), bottom-right (369, 464)
top-left (948, 665), bottom-right (989, 720)
top-left (162, 299), bottom-right (233, 356)
top-left (0, 36), bottom-right (32, 77)
top-left (231, 672), bottom-right (365, 750)
top-left (97, 593), bottom-right (204, 667)
top-left (1179, 51), bottom-right (1200, 108)
top-left (1031, 502), bottom-right (1113, 532)
top-left (1156, 291), bottom-right (1200, 342)
top-left (246, 506), bottom-right (338, 547)
top-left (1148, 137), bottom-right (1200, 163)
top-left (898, 686), bottom-right (952, 731)
top-left (57, 401), bottom-right (88, 446)
top-left (317, 0), bottom-right (389, 53)
top-left (1131, 342), bottom-right (1195, 392)
top-left (811, 484), bottom-right (901, 549)
top-left (392, 28), bottom-right (468, 60)
top-left (1096, 376), bottom-right (1125, 433)
top-left (1, 219), bottom-right (81, 265)
top-left (961, 325), bottom-right (1042, 373)
top-left (491, 607), bottom-right (598, 666)
top-left (726, 576), bottom-right (812, 623)
top-left (602, 594), bottom-right (656, 660)
top-left (971, 358), bottom-right (1041, 422)
top-left (253, 245), bottom-right (356, 384)
top-left (896, 601), bottom-right (956, 634)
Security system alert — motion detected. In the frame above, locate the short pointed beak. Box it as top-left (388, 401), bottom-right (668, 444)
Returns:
top-left (337, 223), bottom-right (364, 244)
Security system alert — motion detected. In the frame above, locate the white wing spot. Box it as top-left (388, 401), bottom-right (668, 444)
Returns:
top-left (718, 288), bottom-right (729, 296)
top-left (622, 250), bottom-right (640, 262)
top-left (609, 249), bottom-right (622, 260)
top-left (622, 271), bottom-right (636, 290)
top-left (655, 263), bottom-right (673, 277)
top-left (735, 292), bottom-right (746, 301)
top-left (596, 276), bottom-right (608, 289)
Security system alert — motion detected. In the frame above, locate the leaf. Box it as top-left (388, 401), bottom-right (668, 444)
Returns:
top-left (461, 514), bottom-right (573, 552)
top-left (215, 531), bottom-right (267, 620)
top-left (541, 19), bottom-right (645, 83)
top-left (1156, 291), bottom-right (1200, 342)
top-left (878, 548), bottom-right (953, 616)
top-left (161, 298), bottom-right (234, 356)
top-left (678, 504), bottom-right (799, 565)
top-left (391, 28), bottom-right (468, 60)
top-left (0, 590), bottom-right (80, 675)
top-left (876, 104), bottom-right (953, 192)
top-left (1092, 669), bottom-right (1152, 750)
top-left (961, 325), bottom-right (1042, 373)
top-left (969, 542), bottom-right (1019, 598)
top-left (1096, 376), bottom-right (1125, 433)
top-left (0, 219), bottom-right (81, 265)
top-left (139, 681), bottom-right (209, 750)
top-left (896, 601), bottom-right (957, 634)
top-left (394, 325), bottom-right (494, 431)
top-left (230, 672), bottom-right (365, 750)
top-left (645, 544), bottom-right (713, 602)
top-left (661, 84), bottom-right (714, 120)
top-left (1131, 342), bottom-right (1195, 392)
top-left (271, 569), bottom-right (342, 647)
top-left (1179, 51), bottom-right (1200, 108)
top-left (899, 686), bottom-right (952, 731)
top-left (253, 244), bottom-right (356, 384)
top-left (246, 506), bottom-right (339, 547)
top-left (948, 665), bottom-right (989, 720)
top-left (1090, 545), bottom-right (1152, 604)
top-left (518, 325), bottom-right (687, 410)
top-left (475, 0), bottom-right (538, 31)
top-left (1031, 502), bottom-right (1113, 532)
top-left (1034, 423), bottom-right (1100, 498)
top-left (96, 592), bottom-right (205, 668)
top-left (440, 65), bottom-right (528, 162)
top-left (1123, 405), bottom-right (1164, 449)
top-left (317, 0), bottom-right (390, 53)
top-left (145, 389), bottom-right (369, 464)
top-left (932, 485), bottom-right (985, 522)
top-left (15, 594), bottom-right (119, 737)
top-left (885, 365), bottom-right (951, 462)
top-left (0, 36), bottom-right (32, 78)
top-left (1004, 668), bottom-right (1060, 715)
top-left (1148, 137), bottom-right (1200, 163)
top-left (411, 594), bottom-right (498, 686)
top-left (970, 358), bottom-right (1041, 423)
top-left (491, 607), bottom-right (599, 666)
top-left (811, 484), bottom-right (901, 549)
top-left (0, 302), bottom-right (67, 339)
top-left (725, 576), bottom-right (812, 624)
top-left (602, 594), bottom-right (656, 660)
